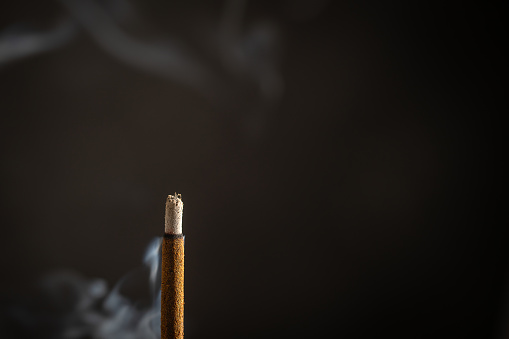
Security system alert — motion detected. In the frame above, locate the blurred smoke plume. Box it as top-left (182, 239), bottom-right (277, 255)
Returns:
top-left (0, 238), bottom-right (163, 339)
top-left (0, 18), bottom-right (75, 65)
top-left (0, 0), bottom-right (285, 138)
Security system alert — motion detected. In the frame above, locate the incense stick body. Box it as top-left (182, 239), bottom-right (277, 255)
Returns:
top-left (161, 194), bottom-right (184, 339)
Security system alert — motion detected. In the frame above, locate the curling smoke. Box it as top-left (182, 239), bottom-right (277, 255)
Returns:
top-left (0, 0), bottom-right (285, 139)
top-left (0, 238), bottom-right (163, 339)
top-left (0, 18), bottom-right (75, 65)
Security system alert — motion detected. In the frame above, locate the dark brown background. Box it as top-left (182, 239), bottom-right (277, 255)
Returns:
top-left (0, 1), bottom-right (505, 338)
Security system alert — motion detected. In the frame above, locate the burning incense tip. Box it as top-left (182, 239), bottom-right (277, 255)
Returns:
top-left (165, 193), bottom-right (183, 235)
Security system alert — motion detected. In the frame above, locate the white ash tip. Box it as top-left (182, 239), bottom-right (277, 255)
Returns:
top-left (165, 193), bottom-right (183, 235)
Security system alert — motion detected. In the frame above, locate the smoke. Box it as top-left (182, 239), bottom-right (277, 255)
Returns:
top-left (0, 238), bottom-right (163, 339)
top-left (0, 0), bottom-right (284, 101)
top-left (0, 18), bottom-right (75, 65)
top-left (0, 0), bottom-right (287, 139)
top-left (58, 0), bottom-right (221, 98)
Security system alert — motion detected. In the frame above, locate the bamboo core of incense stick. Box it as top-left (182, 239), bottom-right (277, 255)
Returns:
top-left (162, 193), bottom-right (184, 339)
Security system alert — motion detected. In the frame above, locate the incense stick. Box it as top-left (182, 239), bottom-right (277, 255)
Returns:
top-left (161, 193), bottom-right (184, 339)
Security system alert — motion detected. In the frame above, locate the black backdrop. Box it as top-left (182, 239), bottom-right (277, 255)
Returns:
top-left (0, 1), bottom-right (505, 338)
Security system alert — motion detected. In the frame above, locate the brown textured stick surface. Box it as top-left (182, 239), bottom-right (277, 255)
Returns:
top-left (161, 235), bottom-right (184, 339)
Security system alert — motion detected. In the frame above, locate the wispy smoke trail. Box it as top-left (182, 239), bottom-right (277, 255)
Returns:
top-left (0, 0), bottom-right (283, 102)
top-left (0, 18), bottom-right (75, 65)
top-left (58, 0), bottom-right (223, 99)
top-left (0, 0), bottom-right (286, 139)
top-left (0, 238), bottom-right (163, 339)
